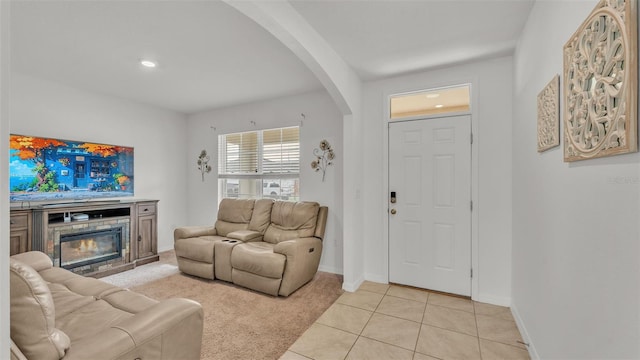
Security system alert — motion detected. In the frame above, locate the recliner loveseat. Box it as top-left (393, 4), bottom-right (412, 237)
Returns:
top-left (174, 199), bottom-right (327, 296)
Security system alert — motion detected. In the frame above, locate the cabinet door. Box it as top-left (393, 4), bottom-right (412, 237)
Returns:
top-left (10, 230), bottom-right (29, 256)
top-left (137, 215), bottom-right (157, 259)
top-left (10, 212), bottom-right (31, 256)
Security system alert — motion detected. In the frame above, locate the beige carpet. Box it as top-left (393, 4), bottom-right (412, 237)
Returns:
top-left (126, 254), bottom-right (343, 360)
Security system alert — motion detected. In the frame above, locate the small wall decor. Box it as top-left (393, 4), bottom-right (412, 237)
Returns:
top-left (537, 74), bottom-right (560, 152)
top-left (311, 139), bottom-right (335, 182)
top-left (563, 0), bottom-right (637, 161)
top-left (197, 149), bottom-right (212, 182)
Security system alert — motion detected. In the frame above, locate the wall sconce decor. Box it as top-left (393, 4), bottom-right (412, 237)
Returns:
top-left (311, 139), bottom-right (335, 182)
top-left (563, 0), bottom-right (637, 161)
top-left (197, 149), bottom-right (212, 182)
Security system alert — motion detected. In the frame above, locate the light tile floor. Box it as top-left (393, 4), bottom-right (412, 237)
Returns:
top-left (281, 281), bottom-right (530, 360)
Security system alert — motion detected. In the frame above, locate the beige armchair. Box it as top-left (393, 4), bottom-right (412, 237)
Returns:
top-left (231, 201), bottom-right (328, 296)
top-left (174, 198), bottom-right (272, 279)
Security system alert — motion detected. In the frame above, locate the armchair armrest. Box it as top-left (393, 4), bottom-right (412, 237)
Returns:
top-left (10, 251), bottom-right (53, 272)
top-left (274, 237), bottom-right (321, 257)
top-left (227, 230), bottom-right (263, 242)
top-left (11, 339), bottom-right (28, 360)
top-left (274, 237), bottom-right (323, 296)
top-left (174, 226), bottom-right (217, 242)
top-left (64, 298), bottom-right (204, 360)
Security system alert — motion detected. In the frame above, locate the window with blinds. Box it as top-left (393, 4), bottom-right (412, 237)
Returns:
top-left (218, 126), bottom-right (300, 201)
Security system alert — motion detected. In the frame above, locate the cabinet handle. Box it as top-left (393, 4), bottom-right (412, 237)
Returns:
top-left (138, 235), bottom-right (142, 242)
top-left (143, 208), bottom-right (149, 212)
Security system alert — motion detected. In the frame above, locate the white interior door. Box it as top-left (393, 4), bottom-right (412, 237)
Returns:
top-left (388, 115), bottom-right (471, 296)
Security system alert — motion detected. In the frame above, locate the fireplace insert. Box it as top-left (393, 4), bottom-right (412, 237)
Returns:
top-left (60, 227), bottom-right (122, 269)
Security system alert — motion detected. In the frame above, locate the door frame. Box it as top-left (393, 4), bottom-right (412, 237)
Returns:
top-left (382, 81), bottom-right (480, 300)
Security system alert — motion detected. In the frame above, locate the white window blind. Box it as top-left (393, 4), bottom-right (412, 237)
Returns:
top-left (262, 127), bottom-right (300, 175)
top-left (218, 126), bottom-right (300, 202)
top-left (219, 131), bottom-right (259, 175)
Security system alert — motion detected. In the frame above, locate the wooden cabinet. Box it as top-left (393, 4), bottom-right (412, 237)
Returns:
top-left (133, 201), bottom-right (159, 265)
top-left (10, 199), bottom-right (159, 275)
top-left (10, 210), bottom-right (31, 256)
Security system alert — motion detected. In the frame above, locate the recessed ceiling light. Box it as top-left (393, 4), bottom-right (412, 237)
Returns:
top-left (140, 60), bottom-right (157, 68)
top-left (435, 104), bottom-right (444, 108)
top-left (426, 93), bottom-right (440, 98)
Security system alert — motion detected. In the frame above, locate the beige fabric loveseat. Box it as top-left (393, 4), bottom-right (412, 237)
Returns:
top-left (10, 251), bottom-right (204, 360)
top-left (174, 199), bottom-right (328, 296)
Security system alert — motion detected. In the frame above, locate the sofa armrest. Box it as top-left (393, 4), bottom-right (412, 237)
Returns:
top-left (174, 226), bottom-right (217, 242)
top-left (64, 298), bottom-right (204, 360)
top-left (10, 339), bottom-right (28, 360)
top-left (274, 237), bottom-right (323, 296)
top-left (57, 328), bottom-right (135, 360)
top-left (10, 251), bottom-right (53, 272)
top-left (227, 230), bottom-right (263, 242)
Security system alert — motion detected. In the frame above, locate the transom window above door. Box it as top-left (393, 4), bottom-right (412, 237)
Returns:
top-left (390, 84), bottom-right (471, 120)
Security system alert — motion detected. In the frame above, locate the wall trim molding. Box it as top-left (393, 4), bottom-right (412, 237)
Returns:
top-left (342, 274), bottom-right (364, 293)
top-left (511, 303), bottom-right (540, 360)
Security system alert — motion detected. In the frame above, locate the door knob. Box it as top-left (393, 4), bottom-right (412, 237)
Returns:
top-left (390, 209), bottom-right (397, 215)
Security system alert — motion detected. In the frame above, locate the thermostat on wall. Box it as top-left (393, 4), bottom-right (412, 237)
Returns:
top-left (71, 213), bottom-right (89, 221)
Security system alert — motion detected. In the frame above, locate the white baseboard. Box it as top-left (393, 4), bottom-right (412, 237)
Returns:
top-left (511, 303), bottom-right (539, 360)
top-left (364, 273), bottom-right (388, 284)
top-left (342, 275), bottom-right (364, 293)
top-left (475, 293), bottom-right (511, 307)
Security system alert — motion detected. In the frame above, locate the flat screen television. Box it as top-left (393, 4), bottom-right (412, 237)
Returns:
top-left (10, 134), bottom-right (134, 202)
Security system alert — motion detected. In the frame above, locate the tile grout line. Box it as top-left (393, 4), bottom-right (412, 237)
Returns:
top-left (411, 292), bottom-right (430, 358)
top-left (341, 284), bottom-right (390, 359)
top-left (473, 301), bottom-right (484, 360)
top-left (286, 349), bottom-right (312, 360)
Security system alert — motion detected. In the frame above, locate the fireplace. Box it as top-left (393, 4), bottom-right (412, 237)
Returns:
top-left (60, 228), bottom-right (122, 270)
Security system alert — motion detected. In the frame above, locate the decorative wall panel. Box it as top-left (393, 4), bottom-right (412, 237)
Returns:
top-left (563, 0), bottom-right (637, 161)
top-left (537, 74), bottom-right (560, 152)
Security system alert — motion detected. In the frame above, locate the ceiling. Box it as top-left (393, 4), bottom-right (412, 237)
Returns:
top-left (9, 0), bottom-right (534, 115)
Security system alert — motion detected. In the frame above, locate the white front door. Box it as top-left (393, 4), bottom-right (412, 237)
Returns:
top-left (388, 115), bottom-right (471, 296)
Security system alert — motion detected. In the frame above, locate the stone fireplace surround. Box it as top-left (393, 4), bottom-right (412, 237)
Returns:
top-left (49, 217), bottom-right (130, 275)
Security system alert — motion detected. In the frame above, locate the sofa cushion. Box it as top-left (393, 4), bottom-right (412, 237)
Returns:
top-left (41, 267), bottom-right (122, 299)
top-left (175, 236), bottom-right (225, 263)
top-left (248, 199), bottom-right (274, 233)
top-left (231, 242), bottom-right (285, 279)
top-left (10, 258), bottom-right (70, 360)
top-left (214, 199), bottom-right (255, 236)
top-left (55, 299), bottom-right (133, 342)
top-left (48, 283), bottom-right (96, 320)
top-left (263, 201), bottom-right (320, 243)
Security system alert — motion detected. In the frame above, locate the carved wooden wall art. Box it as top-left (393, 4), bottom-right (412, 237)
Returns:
top-left (538, 75), bottom-right (560, 152)
top-left (563, 0), bottom-right (637, 161)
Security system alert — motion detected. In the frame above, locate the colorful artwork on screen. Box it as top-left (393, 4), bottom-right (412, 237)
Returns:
top-left (10, 134), bottom-right (134, 202)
